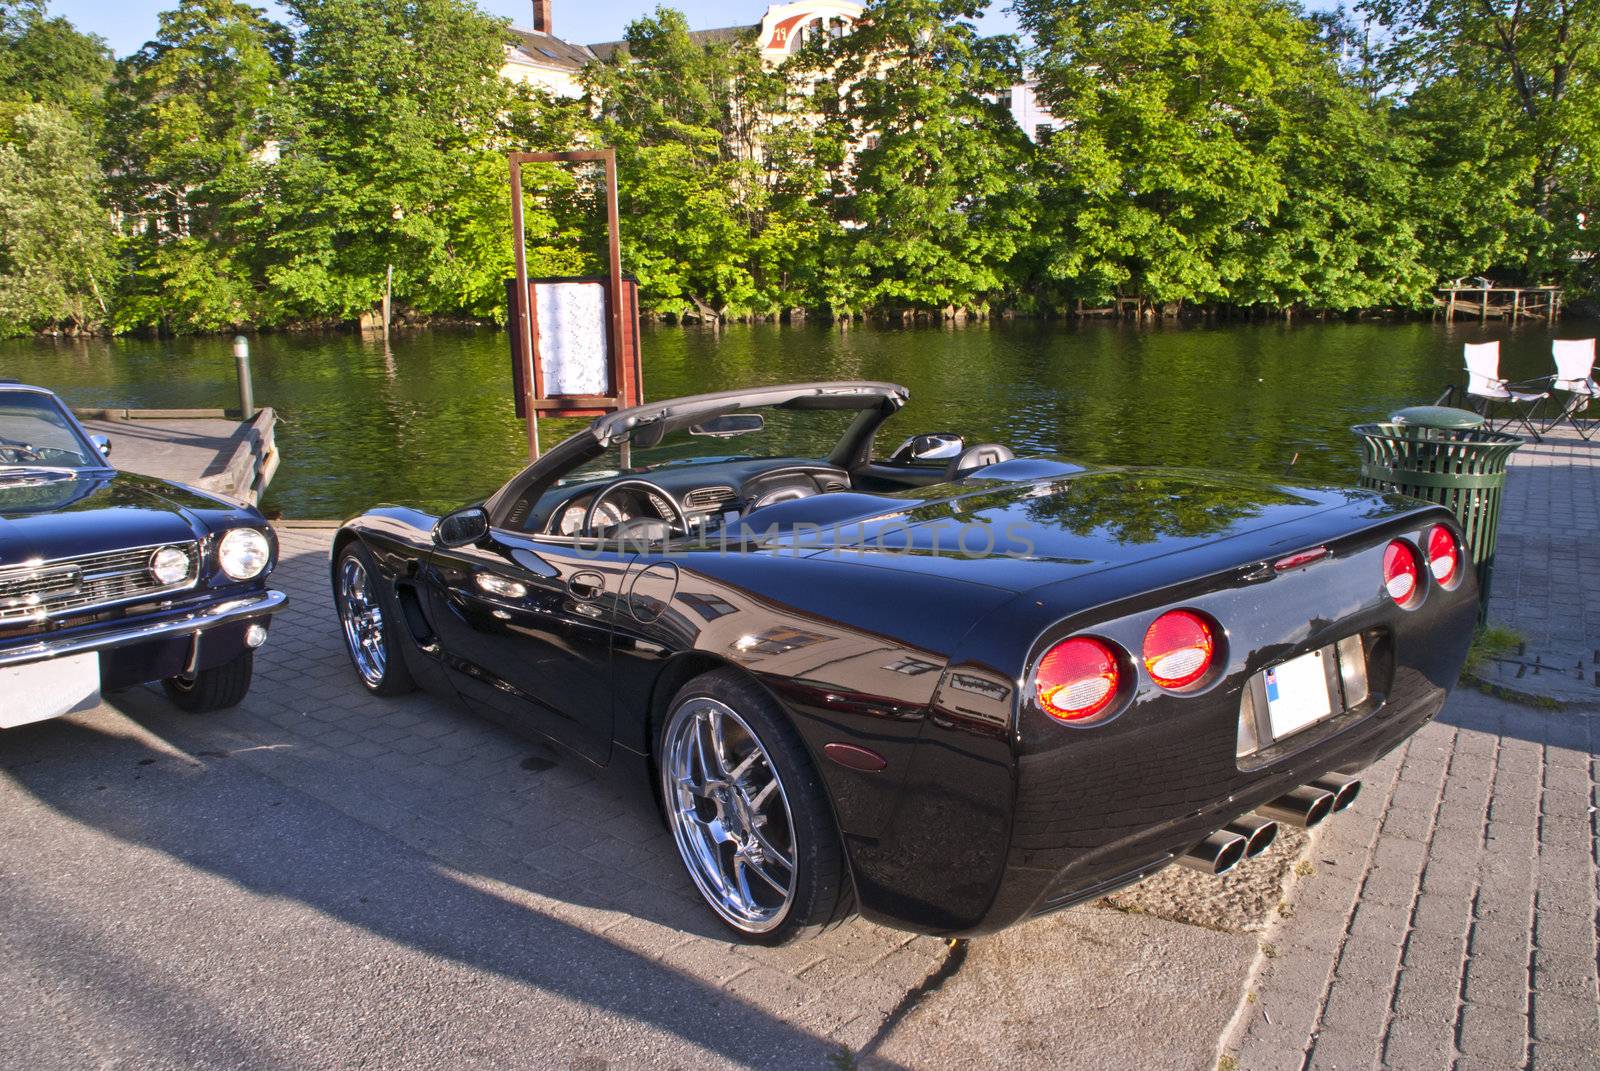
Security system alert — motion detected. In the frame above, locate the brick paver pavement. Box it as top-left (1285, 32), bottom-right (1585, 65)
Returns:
top-left (1478, 425), bottom-right (1600, 701)
top-left (0, 525), bottom-right (1258, 1070)
top-left (1227, 422), bottom-right (1600, 1070)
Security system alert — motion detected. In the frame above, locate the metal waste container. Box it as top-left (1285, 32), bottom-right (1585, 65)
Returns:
top-left (1352, 406), bottom-right (1523, 612)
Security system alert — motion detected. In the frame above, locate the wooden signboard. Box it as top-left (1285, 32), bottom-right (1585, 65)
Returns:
top-left (506, 275), bottom-right (643, 420)
top-left (507, 148), bottom-right (641, 458)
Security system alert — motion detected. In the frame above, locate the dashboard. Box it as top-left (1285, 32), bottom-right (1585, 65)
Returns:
top-left (536, 458), bottom-right (852, 538)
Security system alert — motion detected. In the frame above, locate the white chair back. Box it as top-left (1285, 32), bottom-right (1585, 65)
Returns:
top-left (1464, 342), bottom-right (1503, 397)
top-left (1552, 338), bottom-right (1596, 391)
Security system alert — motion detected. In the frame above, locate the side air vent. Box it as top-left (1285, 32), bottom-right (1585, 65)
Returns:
top-left (684, 486), bottom-right (736, 512)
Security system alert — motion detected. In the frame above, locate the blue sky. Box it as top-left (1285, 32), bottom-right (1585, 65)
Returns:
top-left (50, 0), bottom-right (1023, 56)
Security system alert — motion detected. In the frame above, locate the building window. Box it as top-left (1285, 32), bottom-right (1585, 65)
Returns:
top-left (679, 592), bottom-right (738, 621)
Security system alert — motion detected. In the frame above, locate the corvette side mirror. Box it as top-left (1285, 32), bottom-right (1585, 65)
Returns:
top-left (434, 506), bottom-right (490, 548)
top-left (890, 433), bottom-right (964, 464)
top-left (91, 434), bottom-right (112, 458)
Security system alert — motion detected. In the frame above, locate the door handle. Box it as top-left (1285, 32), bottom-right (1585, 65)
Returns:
top-left (568, 571), bottom-right (605, 600)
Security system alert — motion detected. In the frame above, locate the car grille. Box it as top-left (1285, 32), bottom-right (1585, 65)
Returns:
top-left (0, 542), bottom-right (200, 626)
top-left (684, 486), bottom-right (736, 512)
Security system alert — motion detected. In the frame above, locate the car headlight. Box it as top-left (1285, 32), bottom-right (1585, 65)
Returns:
top-left (217, 527), bottom-right (271, 581)
top-left (149, 546), bottom-right (192, 586)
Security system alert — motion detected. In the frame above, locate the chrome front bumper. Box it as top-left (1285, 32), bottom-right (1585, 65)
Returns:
top-left (0, 589), bottom-right (288, 670)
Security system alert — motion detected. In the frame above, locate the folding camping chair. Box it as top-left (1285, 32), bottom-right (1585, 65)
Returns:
top-left (1464, 341), bottom-right (1547, 440)
top-left (1546, 338), bottom-right (1599, 440)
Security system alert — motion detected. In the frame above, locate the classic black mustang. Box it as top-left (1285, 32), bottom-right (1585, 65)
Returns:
top-left (0, 382), bottom-right (284, 727)
top-left (332, 382), bottom-right (1476, 943)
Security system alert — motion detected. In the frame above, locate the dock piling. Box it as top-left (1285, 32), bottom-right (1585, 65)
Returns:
top-left (233, 335), bottom-right (256, 421)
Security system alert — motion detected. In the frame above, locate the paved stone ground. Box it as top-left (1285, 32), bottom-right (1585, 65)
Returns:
top-left (1224, 419), bottom-right (1600, 1069)
top-left (0, 527), bottom-right (1265, 1071)
top-left (1478, 423), bottom-right (1600, 702)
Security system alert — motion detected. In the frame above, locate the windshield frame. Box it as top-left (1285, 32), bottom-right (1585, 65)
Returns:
top-left (0, 386), bottom-right (113, 476)
top-left (484, 382), bottom-right (908, 531)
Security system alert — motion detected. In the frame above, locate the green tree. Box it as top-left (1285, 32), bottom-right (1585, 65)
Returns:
top-left (1018, 0), bottom-right (1429, 312)
top-left (104, 0), bottom-right (287, 333)
top-left (587, 8), bottom-right (823, 320)
top-left (804, 0), bottom-right (1032, 317)
top-left (0, 1), bottom-right (113, 117)
top-left (0, 102), bottom-right (117, 335)
top-left (1360, 0), bottom-right (1600, 287)
top-left (258, 0), bottom-right (517, 323)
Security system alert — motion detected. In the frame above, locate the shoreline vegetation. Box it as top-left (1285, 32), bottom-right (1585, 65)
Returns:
top-left (2, 0), bottom-right (1598, 340)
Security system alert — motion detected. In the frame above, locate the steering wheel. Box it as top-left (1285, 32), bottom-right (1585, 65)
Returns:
top-left (0, 437), bottom-right (43, 463)
top-left (583, 478), bottom-right (690, 539)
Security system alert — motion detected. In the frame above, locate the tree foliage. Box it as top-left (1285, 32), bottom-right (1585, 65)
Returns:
top-left (0, 102), bottom-right (117, 334)
top-left (0, 0), bottom-right (1597, 334)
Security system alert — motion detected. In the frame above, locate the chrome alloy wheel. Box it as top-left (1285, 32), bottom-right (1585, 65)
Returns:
top-left (338, 555), bottom-right (387, 688)
top-left (662, 696), bottom-right (798, 934)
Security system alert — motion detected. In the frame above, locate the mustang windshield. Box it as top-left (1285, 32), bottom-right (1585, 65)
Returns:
top-left (0, 393), bottom-right (99, 472)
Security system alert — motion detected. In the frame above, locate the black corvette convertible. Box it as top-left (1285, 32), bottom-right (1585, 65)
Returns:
top-left (332, 382), bottom-right (1477, 943)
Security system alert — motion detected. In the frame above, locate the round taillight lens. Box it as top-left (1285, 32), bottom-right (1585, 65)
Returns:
top-left (1035, 637), bottom-right (1121, 722)
top-left (1383, 539), bottom-right (1421, 606)
top-left (1143, 610), bottom-right (1216, 689)
top-left (1426, 524), bottom-right (1460, 586)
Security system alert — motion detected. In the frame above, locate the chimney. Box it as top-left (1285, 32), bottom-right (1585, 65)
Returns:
top-left (533, 0), bottom-right (551, 34)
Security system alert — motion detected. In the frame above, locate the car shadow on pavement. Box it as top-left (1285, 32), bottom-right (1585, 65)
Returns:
top-left (1438, 690), bottom-right (1597, 753)
top-left (0, 714), bottom-right (909, 1070)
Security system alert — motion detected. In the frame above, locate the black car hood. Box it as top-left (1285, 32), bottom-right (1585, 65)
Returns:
top-left (0, 471), bottom-right (213, 564)
top-left (746, 466), bottom-right (1413, 594)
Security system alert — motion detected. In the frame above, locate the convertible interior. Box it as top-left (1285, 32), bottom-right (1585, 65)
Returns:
top-left (499, 384), bottom-right (1025, 544)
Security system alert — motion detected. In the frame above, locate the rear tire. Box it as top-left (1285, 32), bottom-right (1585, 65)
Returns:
top-left (658, 669), bottom-right (854, 944)
top-left (163, 650), bottom-right (254, 713)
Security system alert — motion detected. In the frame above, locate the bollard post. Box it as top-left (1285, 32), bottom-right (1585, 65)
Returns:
top-left (232, 335), bottom-right (256, 421)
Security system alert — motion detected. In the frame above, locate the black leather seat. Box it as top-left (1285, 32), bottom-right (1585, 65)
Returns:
top-left (944, 443), bottom-right (1016, 481)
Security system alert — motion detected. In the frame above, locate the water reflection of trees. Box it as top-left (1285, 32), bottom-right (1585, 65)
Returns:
top-left (1021, 472), bottom-right (1304, 544)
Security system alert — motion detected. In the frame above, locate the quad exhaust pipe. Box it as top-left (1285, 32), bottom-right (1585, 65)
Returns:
top-left (1177, 830), bottom-right (1250, 876)
top-left (1313, 772), bottom-right (1362, 812)
top-left (1178, 774), bottom-right (1362, 877)
top-left (1178, 813), bottom-right (1281, 875)
top-left (1225, 814), bottom-right (1280, 858)
top-left (1257, 775), bottom-right (1364, 829)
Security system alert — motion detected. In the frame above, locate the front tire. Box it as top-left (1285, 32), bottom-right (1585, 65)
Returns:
top-left (335, 542), bottom-right (415, 697)
top-left (658, 669), bottom-right (853, 944)
top-left (163, 650), bottom-right (254, 713)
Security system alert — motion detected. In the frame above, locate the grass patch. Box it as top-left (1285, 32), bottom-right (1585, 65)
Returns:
top-left (1293, 859), bottom-right (1315, 877)
top-left (1463, 624), bottom-right (1523, 675)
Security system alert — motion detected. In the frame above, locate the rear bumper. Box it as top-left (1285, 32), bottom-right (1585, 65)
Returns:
top-left (1004, 679), bottom-right (1446, 927)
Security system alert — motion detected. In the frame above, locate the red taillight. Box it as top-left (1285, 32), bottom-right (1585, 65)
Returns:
top-left (1143, 610), bottom-right (1217, 689)
top-left (1383, 539), bottom-right (1421, 605)
top-left (1426, 525), bottom-right (1460, 586)
top-left (1035, 637), bottom-right (1120, 722)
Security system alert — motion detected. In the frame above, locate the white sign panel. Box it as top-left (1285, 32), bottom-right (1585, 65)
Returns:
top-left (535, 281), bottom-right (611, 397)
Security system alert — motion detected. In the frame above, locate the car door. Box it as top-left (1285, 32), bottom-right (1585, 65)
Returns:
top-left (422, 526), bottom-right (632, 765)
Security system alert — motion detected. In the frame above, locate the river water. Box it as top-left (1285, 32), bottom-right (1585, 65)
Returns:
top-left (0, 320), bottom-right (1574, 519)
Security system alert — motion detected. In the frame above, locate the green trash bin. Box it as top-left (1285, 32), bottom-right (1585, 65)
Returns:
top-left (1352, 407), bottom-right (1522, 613)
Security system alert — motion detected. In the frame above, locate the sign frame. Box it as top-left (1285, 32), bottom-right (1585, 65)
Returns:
top-left (508, 148), bottom-right (642, 458)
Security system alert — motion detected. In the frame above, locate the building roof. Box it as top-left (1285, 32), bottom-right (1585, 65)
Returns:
top-left (587, 23), bottom-right (759, 64)
top-left (507, 27), bottom-right (597, 71)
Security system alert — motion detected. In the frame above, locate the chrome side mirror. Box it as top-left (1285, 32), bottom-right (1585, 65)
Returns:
top-left (434, 506), bottom-right (490, 548)
top-left (890, 433), bottom-right (964, 463)
top-left (91, 434), bottom-right (112, 458)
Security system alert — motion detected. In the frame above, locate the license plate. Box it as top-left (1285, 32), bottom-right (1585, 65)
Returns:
top-left (1264, 648), bottom-right (1333, 739)
top-left (0, 653), bottom-right (101, 729)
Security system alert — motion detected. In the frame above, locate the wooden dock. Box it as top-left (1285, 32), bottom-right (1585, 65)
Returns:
top-left (73, 407), bottom-right (279, 506)
top-left (1435, 285), bottom-right (1562, 323)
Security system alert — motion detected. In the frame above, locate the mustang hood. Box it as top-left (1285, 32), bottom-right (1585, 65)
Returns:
top-left (0, 471), bottom-right (208, 564)
top-left (752, 467), bottom-right (1414, 594)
